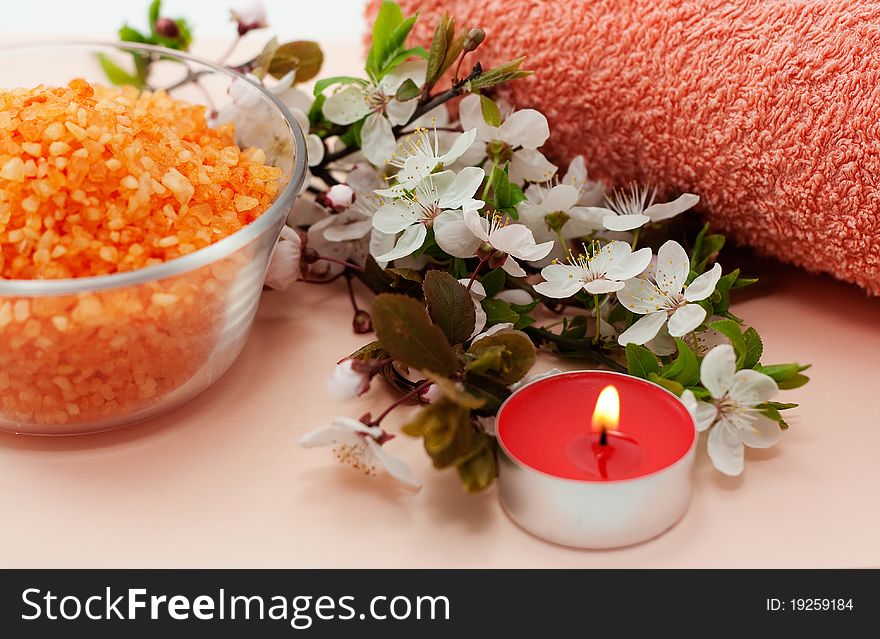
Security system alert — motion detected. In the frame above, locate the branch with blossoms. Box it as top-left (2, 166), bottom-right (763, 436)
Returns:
top-left (112, 1), bottom-right (811, 492)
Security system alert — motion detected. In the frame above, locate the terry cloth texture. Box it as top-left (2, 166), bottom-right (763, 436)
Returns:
top-left (367, 0), bottom-right (880, 294)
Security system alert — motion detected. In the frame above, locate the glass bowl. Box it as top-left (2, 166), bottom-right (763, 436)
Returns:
top-left (0, 42), bottom-right (307, 434)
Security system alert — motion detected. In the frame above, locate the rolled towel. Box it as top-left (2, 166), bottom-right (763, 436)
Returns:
top-left (367, 0), bottom-right (880, 294)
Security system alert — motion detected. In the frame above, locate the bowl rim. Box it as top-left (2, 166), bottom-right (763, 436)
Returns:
top-left (0, 40), bottom-right (308, 296)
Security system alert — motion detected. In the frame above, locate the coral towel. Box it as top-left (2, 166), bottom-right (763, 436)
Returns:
top-left (367, 0), bottom-right (880, 294)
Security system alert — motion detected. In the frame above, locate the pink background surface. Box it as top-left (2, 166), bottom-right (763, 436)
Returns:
top-left (2, 249), bottom-right (878, 568)
top-left (1, 37), bottom-right (879, 568)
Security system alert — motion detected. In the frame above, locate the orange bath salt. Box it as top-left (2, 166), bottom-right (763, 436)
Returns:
top-left (0, 79), bottom-right (281, 280)
top-left (0, 80), bottom-right (284, 430)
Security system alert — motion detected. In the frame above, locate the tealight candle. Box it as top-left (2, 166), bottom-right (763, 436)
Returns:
top-left (496, 370), bottom-right (697, 548)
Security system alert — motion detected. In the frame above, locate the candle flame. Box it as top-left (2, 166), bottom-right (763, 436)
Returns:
top-left (591, 385), bottom-right (620, 433)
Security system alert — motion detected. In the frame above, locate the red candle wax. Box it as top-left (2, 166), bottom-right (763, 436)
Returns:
top-left (496, 371), bottom-right (695, 481)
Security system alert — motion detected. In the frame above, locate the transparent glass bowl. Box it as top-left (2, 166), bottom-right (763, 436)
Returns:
top-left (0, 43), bottom-right (307, 434)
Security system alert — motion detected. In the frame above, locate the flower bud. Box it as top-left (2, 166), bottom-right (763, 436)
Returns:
top-left (463, 28), bottom-right (486, 53)
top-left (231, 1), bottom-right (269, 36)
top-left (352, 310), bottom-right (373, 334)
top-left (488, 250), bottom-right (509, 270)
top-left (154, 18), bottom-right (180, 39)
top-left (319, 184), bottom-right (355, 212)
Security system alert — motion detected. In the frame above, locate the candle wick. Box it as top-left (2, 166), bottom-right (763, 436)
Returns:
top-left (599, 427), bottom-right (608, 447)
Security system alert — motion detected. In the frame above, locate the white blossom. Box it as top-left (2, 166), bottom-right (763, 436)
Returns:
top-left (617, 240), bottom-right (721, 346)
top-left (534, 241), bottom-right (652, 297)
top-left (371, 168), bottom-right (485, 262)
top-left (265, 226), bottom-right (302, 290)
top-left (681, 345), bottom-right (781, 476)
top-left (434, 207), bottom-right (553, 276)
top-left (300, 417), bottom-right (421, 489)
top-left (326, 360), bottom-right (370, 400)
top-left (458, 94), bottom-right (557, 184)
top-left (583, 184), bottom-right (699, 232)
top-left (322, 61), bottom-right (427, 166)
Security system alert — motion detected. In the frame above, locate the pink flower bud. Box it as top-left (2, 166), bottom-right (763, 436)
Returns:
top-left (326, 184), bottom-right (355, 211)
top-left (154, 18), bottom-right (180, 39)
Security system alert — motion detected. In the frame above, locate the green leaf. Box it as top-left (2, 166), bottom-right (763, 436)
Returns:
top-left (377, 15), bottom-right (418, 75)
top-left (481, 298), bottom-right (519, 326)
top-left (148, 0), bottom-right (161, 32)
top-left (659, 338), bottom-right (700, 386)
top-left (383, 46), bottom-right (429, 75)
top-left (468, 57), bottom-right (532, 91)
top-left (425, 13), bottom-right (454, 88)
top-left (709, 318), bottom-right (746, 363)
top-left (395, 78), bottom-right (421, 102)
top-left (366, 0), bottom-right (405, 75)
top-left (465, 329), bottom-right (537, 385)
top-left (97, 54), bottom-right (143, 89)
top-left (761, 401), bottom-right (799, 411)
top-left (268, 41), bottom-right (324, 82)
top-left (451, 258), bottom-right (468, 279)
top-left (648, 373), bottom-right (685, 396)
top-left (689, 222), bottom-right (727, 272)
top-left (776, 373), bottom-right (810, 390)
top-left (480, 94), bottom-right (502, 127)
top-left (480, 268), bottom-right (506, 299)
top-left (346, 340), bottom-right (387, 362)
top-left (456, 434), bottom-right (497, 492)
top-left (423, 270), bottom-right (476, 346)
top-left (741, 327), bottom-right (763, 369)
top-left (755, 363), bottom-right (809, 382)
top-left (118, 25), bottom-right (149, 44)
top-left (313, 76), bottom-right (366, 96)
top-left (372, 294), bottom-right (459, 375)
top-left (626, 343), bottom-right (660, 379)
top-left (508, 183), bottom-right (526, 208)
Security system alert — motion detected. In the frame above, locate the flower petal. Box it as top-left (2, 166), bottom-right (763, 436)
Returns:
top-left (740, 413), bottom-right (782, 449)
top-left (463, 205), bottom-right (490, 242)
top-left (654, 240), bottom-right (690, 295)
top-left (458, 278), bottom-right (487, 300)
top-left (374, 223), bottom-right (427, 262)
top-left (684, 262), bottom-right (723, 302)
top-left (606, 246), bottom-right (653, 281)
top-left (540, 184), bottom-right (579, 213)
top-left (361, 113), bottom-right (397, 165)
top-left (617, 311), bottom-right (667, 345)
top-left (306, 134), bottom-right (324, 166)
top-left (439, 128), bottom-right (477, 167)
top-left (501, 256), bottom-right (526, 277)
top-left (707, 422), bottom-right (745, 476)
top-left (434, 210), bottom-right (482, 258)
top-left (264, 232), bottom-right (302, 290)
top-left (322, 85), bottom-right (370, 125)
top-left (438, 166), bottom-right (486, 210)
top-left (680, 390), bottom-right (718, 432)
top-left (499, 109), bottom-right (550, 149)
top-left (490, 224), bottom-right (552, 260)
top-left (617, 277), bottom-right (666, 314)
top-left (372, 202), bottom-right (416, 234)
top-left (667, 303), bottom-right (706, 336)
top-left (495, 289), bottom-right (534, 306)
top-left (472, 321), bottom-right (514, 345)
top-left (379, 59), bottom-right (427, 94)
top-left (729, 369), bottom-right (779, 405)
top-left (323, 219), bottom-right (373, 242)
top-left (644, 193), bottom-right (699, 222)
top-left (584, 279), bottom-right (625, 294)
top-left (385, 97), bottom-right (419, 127)
top-left (602, 213), bottom-right (651, 232)
top-left (471, 301), bottom-right (487, 338)
top-left (458, 94), bottom-right (496, 141)
top-left (364, 437), bottom-right (422, 489)
top-left (534, 264), bottom-right (585, 298)
top-left (508, 148), bottom-right (557, 184)
top-left (700, 344), bottom-right (736, 399)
